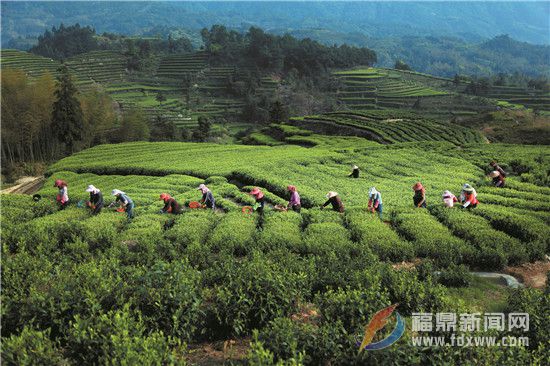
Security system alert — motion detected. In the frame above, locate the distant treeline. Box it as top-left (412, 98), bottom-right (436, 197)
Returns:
top-left (201, 25), bottom-right (376, 77)
top-left (29, 23), bottom-right (193, 60)
top-left (371, 35), bottom-right (550, 78)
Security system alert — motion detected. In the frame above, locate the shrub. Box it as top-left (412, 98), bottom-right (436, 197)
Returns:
top-left (393, 209), bottom-right (475, 266)
top-left (256, 211), bottom-right (303, 252)
top-left (208, 253), bottom-right (308, 336)
top-left (2, 327), bottom-right (66, 366)
top-left (67, 305), bottom-right (185, 365)
top-left (314, 285), bottom-right (389, 332)
top-left (126, 260), bottom-right (202, 340)
top-left (436, 264), bottom-right (473, 287)
top-left (346, 210), bottom-right (414, 262)
top-left (429, 205), bottom-right (527, 269)
top-left (206, 211), bottom-right (257, 256)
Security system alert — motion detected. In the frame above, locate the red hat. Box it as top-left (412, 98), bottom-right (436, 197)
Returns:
top-left (54, 179), bottom-right (64, 187)
top-left (250, 187), bottom-right (261, 196)
top-left (159, 193), bottom-right (171, 201)
top-left (412, 182), bottom-right (424, 191)
top-left (287, 185), bottom-right (296, 192)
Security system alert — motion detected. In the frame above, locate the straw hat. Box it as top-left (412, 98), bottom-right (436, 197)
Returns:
top-left (326, 191), bottom-right (338, 198)
top-left (489, 171), bottom-right (500, 178)
top-left (412, 182), bottom-right (424, 191)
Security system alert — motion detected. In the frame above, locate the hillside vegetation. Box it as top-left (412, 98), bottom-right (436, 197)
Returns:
top-left (3, 139), bottom-right (549, 364)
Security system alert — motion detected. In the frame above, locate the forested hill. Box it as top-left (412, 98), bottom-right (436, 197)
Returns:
top-left (2, 1), bottom-right (549, 45)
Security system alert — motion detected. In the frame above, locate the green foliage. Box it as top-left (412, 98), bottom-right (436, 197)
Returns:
top-left (2, 327), bottom-right (66, 366)
top-left (67, 305), bottom-right (185, 365)
top-left (52, 65), bottom-right (84, 154)
top-left (209, 253), bottom-right (308, 336)
top-left (436, 264), bottom-right (474, 287)
top-left (346, 210), bottom-right (414, 262)
top-left (30, 23), bottom-right (98, 60)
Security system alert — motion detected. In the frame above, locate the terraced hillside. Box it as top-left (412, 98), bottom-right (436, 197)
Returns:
top-left (155, 51), bottom-right (208, 79)
top-left (334, 68), bottom-right (450, 110)
top-left (0, 49), bottom-right (61, 77)
top-left (485, 85), bottom-right (550, 112)
top-left (4, 140), bottom-right (549, 364)
top-left (66, 50), bottom-right (127, 83)
top-left (289, 110), bottom-right (486, 144)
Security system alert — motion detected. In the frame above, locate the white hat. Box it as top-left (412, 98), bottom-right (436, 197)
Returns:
top-left (111, 189), bottom-right (125, 196)
top-left (326, 191), bottom-right (338, 198)
top-left (368, 187), bottom-right (378, 197)
top-left (442, 190), bottom-right (453, 198)
top-left (197, 184), bottom-right (206, 190)
top-left (352, 165), bottom-right (359, 170)
top-left (85, 185), bottom-right (98, 193)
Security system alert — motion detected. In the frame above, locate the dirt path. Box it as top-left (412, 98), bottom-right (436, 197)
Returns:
top-left (1, 176), bottom-right (44, 195)
top-left (505, 259), bottom-right (550, 289)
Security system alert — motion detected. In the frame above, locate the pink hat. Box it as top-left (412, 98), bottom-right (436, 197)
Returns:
top-left (250, 187), bottom-right (262, 196)
top-left (287, 185), bottom-right (296, 192)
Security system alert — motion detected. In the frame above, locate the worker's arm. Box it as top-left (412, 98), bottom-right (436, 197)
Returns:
top-left (322, 199), bottom-right (331, 207)
top-left (373, 199), bottom-right (379, 209)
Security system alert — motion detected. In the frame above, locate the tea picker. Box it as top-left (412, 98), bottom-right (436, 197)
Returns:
top-left (111, 189), bottom-right (135, 220)
top-left (249, 187), bottom-right (265, 214)
top-left (85, 185), bottom-right (104, 215)
top-left (489, 170), bottom-right (505, 188)
top-left (287, 185), bottom-right (301, 212)
top-left (367, 187), bottom-right (382, 219)
top-left (349, 165), bottom-right (360, 178)
top-left (321, 191), bottom-right (344, 213)
top-left (490, 161), bottom-right (507, 179)
top-left (442, 190), bottom-right (458, 208)
top-left (159, 193), bottom-right (183, 214)
top-left (460, 183), bottom-right (478, 209)
top-left (53, 179), bottom-right (69, 210)
top-left (412, 182), bottom-right (426, 208)
top-left (197, 184), bottom-right (215, 209)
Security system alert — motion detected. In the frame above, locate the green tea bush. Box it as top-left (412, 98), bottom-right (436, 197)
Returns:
top-left (67, 305), bottom-right (185, 365)
top-left (208, 253), bottom-right (309, 336)
top-left (256, 211), bottom-right (303, 252)
top-left (436, 264), bottom-right (474, 287)
top-left (345, 210), bottom-right (414, 262)
top-left (127, 260), bottom-right (203, 340)
top-left (380, 265), bottom-right (451, 314)
top-left (256, 317), bottom-right (350, 366)
top-left (474, 205), bottom-right (549, 258)
top-left (314, 285), bottom-right (389, 331)
top-left (393, 209), bottom-right (476, 266)
top-left (300, 222), bottom-right (350, 256)
top-left (206, 211), bottom-right (257, 256)
top-left (2, 327), bottom-right (66, 366)
top-left (429, 205), bottom-right (527, 268)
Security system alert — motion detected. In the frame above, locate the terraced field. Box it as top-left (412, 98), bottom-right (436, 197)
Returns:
top-left (289, 110), bottom-right (486, 144)
top-left (334, 68), bottom-right (449, 109)
top-left (37, 140), bottom-right (550, 263)
top-left (0, 49), bottom-right (61, 78)
top-left (3, 140), bottom-right (549, 364)
top-left (485, 85), bottom-right (550, 112)
top-left (155, 51), bottom-right (208, 78)
top-left (66, 50), bottom-right (127, 83)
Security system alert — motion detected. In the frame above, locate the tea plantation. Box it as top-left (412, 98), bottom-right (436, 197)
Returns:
top-left (2, 140), bottom-right (549, 364)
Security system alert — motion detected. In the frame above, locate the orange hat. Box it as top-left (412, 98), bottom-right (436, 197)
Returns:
top-left (287, 185), bottom-right (296, 192)
top-left (412, 182), bottom-right (424, 191)
top-left (159, 193), bottom-right (171, 201)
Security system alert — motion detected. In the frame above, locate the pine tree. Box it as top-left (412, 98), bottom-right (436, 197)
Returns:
top-left (51, 65), bottom-right (84, 154)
